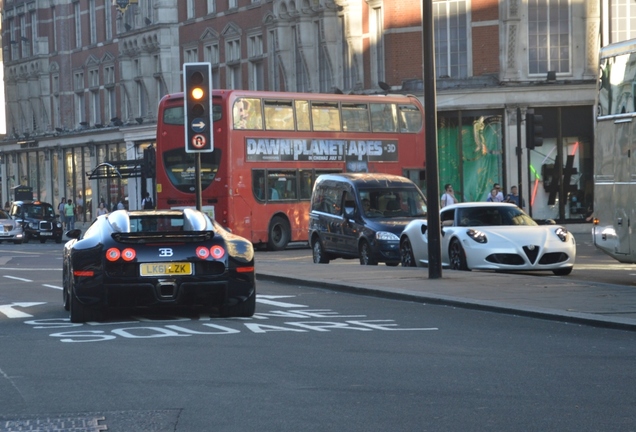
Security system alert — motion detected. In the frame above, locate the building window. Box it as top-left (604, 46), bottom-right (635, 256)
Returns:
top-left (187, 0), bottom-right (195, 19)
top-left (609, 2), bottom-right (636, 42)
top-left (104, 65), bottom-right (115, 85)
top-left (226, 38), bottom-right (241, 89)
top-left (30, 11), bottom-right (37, 56)
top-left (105, 1), bottom-right (112, 40)
top-left (316, 20), bottom-right (333, 93)
top-left (340, 16), bottom-right (354, 91)
top-left (107, 88), bottom-right (116, 121)
top-left (370, 6), bottom-right (385, 84)
top-left (89, 69), bottom-right (99, 88)
top-left (205, 43), bottom-right (220, 64)
top-left (91, 90), bottom-right (101, 125)
top-left (20, 15), bottom-right (29, 58)
top-left (268, 29), bottom-right (281, 91)
top-left (207, 0), bottom-right (216, 14)
top-left (76, 93), bottom-right (86, 125)
top-left (185, 48), bottom-right (198, 62)
top-left (89, 0), bottom-right (97, 44)
top-left (74, 2), bottom-right (82, 48)
top-left (293, 26), bottom-right (309, 92)
top-left (433, 0), bottom-right (468, 79)
top-left (248, 34), bottom-right (264, 90)
top-left (528, 0), bottom-right (570, 75)
top-left (229, 0), bottom-right (238, 9)
top-left (74, 72), bottom-right (84, 91)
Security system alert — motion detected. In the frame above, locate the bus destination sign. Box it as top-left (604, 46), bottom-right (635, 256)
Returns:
top-left (246, 138), bottom-right (398, 162)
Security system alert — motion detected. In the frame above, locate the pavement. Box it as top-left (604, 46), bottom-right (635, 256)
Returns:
top-left (255, 223), bottom-right (636, 332)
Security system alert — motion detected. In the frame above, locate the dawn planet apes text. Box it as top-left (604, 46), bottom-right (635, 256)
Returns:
top-left (246, 138), bottom-right (398, 162)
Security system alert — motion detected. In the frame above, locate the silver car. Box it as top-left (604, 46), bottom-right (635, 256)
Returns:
top-left (0, 209), bottom-right (24, 244)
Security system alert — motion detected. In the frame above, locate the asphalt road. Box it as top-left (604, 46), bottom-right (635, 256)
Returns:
top-left (0, 242), bottom-right (635, 431)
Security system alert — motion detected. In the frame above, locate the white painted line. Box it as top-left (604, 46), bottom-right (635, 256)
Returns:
top-left (3, 275), bottom-right (32, 282)
top-left (0, 268), bottom-right (61, 271)
top-left (43, 284), bottom-right (63, 290)
top-left (256, 298), bottom-right (308, 308)
top-left (0, 302), bottom-right (46, 318)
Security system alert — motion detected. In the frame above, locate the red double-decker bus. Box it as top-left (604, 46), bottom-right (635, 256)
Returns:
top-left (156, 89), bottom-right (426, 250)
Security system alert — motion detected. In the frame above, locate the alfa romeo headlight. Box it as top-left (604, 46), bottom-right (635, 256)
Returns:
top-left (555, 227), bottom-right (568, 242)
top-left (467, 229), bottom-right (487, 243)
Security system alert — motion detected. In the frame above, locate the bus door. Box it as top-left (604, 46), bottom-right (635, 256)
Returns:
top-left (613, 116), bottom-right (634, 256)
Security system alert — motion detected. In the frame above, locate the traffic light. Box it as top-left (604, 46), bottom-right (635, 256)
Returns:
top-left (143, 145), bottom-right (156, 177)
top-left (526, 109), bottom-right (544, 149)
top-left (183, 63), bottom-right (213, 153)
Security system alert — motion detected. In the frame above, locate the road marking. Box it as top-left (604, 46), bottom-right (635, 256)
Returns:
top-left (3, 275), bottom-right (32, 282)
top-left (43, 284), bottom-right (63, 290)
top-left (0, 268), bottom-right (61, 271)
top-left (255, 296), bottom-right (308, 308)
top-left (0, 302), bottom-right (46, 318)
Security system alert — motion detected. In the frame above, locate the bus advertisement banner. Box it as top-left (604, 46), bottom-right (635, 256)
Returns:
top-left (245, 138), bottom-right (398, 162)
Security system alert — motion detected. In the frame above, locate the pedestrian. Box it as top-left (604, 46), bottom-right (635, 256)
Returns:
top-left (117, 197), bottom-right (126, 210)
top-left (4, 201), bottom-right (10, 212)
top-left (96, 202), bottom-right (108, 217)
top-left (486, 189), bottom-right (501, 202)
top-left (493, 183), bottom-right (504, 201)
top-left (505, 185), bottom-right (525, 208)
top-left (441, 184), bottom-right (457, 208)
top-left (64, 198), bottom-right (76, 230)
top-left (58, 197), bottom-right (66, 229)
top-left (141, 192), bottom-right (154, 209)
top-left (76, 192), bottom-right (84, 222)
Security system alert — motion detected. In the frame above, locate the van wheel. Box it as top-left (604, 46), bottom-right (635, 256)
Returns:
top-left (312, 238), bottom-right (330, 264)
top-left (359, 241), bottom-right (378, 265)
top-left (267, 216), bottom-right (290, 251)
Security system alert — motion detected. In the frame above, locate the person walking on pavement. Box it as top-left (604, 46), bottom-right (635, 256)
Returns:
top-left (141, 192), bottom-right (154, 209)
top-left (64, 199), bottom-right (76, 230)
top-left (441, 184), bottom-right (457, 208)
top-left (96, 202), bottom-right (108, 217)
top-left (486, 188), bottom-right (501, 202)
top-left (58, 197), bottom-right (66, 229)
top-left (505, 185), bottom-right (525, 208)
top-left (493, 183), bottom-right (504, 201)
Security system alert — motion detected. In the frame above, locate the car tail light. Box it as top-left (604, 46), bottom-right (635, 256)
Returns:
top-left (106, 248), bottom-right (121, 261)
top-left (236, 266), bottom-right (254, 273)
top-left (196, 246), bottom-right (210, 259)
top-left (74, 270), bottom-right (94, 277)
top-left (210, 245), bottom-right (225, 259)
top-left (121, 248), bottom-right (136, 261)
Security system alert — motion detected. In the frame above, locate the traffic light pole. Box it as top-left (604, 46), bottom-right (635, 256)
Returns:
top-left (195, 153), bottom-right (202, 211)
top-left (516, 107), bottom-right (523, 211)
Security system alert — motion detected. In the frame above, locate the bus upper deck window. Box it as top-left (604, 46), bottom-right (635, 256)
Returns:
top-left (233, 98), bottom-right (263, 130)
top-left (311, 102), bottom-right (341, 132)
top-left (163, 106), bottom-right (184, 125)
top-left (398, 104), bottom-right (423, 133)
top-left (264, 100), bottom-right (295, 131)
top-left (370, 103), bottom-right (397, 132)
top-left (295, 100), bottom-right (311, 131)
top-left (342, 103), bottom-right (370, 132)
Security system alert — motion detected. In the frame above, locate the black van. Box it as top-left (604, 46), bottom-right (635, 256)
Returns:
top-left (308, 173), bottom-right (427, 265)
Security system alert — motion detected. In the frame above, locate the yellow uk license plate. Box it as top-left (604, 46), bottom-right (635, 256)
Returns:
top-left (140, 262), bottom-right (193, 277)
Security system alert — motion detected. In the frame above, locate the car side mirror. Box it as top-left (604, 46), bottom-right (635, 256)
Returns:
top-left (66, 228), bottom-right (82, 239)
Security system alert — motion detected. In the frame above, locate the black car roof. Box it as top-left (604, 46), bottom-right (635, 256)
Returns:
top-left (315, 173), bottom-right (417, 188)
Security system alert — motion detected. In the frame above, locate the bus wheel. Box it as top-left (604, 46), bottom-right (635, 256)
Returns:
top-left (267, 216), bottom-right (290, 251)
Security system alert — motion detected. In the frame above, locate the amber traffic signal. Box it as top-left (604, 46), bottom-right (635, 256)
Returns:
top-left (183, 63), bottom-right (213, 153)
